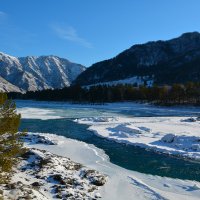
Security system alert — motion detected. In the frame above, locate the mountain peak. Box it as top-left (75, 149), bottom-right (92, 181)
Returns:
top-left (0, 51), bottom-right (17, 59)
top-left (0, 52), bottom-right (85, 91)
top-left (180, 31), bottom-right (200, 38)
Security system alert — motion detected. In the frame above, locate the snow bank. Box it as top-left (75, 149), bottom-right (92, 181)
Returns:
top-left (161, 134), bottom-right (200, 150)
top-left (84, 76), bottom-right (154, 88)
top-left (76, 116), bottom-right (200, 161)
top-left (18, 108), bottom-right (63, 120)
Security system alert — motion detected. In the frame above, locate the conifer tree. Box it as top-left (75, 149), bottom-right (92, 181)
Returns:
top-left (0, 93), bottom-right (24, 183)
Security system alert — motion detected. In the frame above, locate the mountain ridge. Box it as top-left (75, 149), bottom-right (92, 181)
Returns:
top-left (0, 52), bottom-right (85, 92)
top-left (74, 32), bottom-right (200, 86)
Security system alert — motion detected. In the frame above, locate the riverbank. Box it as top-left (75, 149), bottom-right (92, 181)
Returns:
top-left (76, 116), bottom-right (200, 161)
top-left (4, 132), bottom-right (200, 200)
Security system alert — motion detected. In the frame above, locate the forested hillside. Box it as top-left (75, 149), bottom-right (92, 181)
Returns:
top-left (75, 32), bottom-right (200, 86)
top-left (8, 82), bottom-right (200, 106)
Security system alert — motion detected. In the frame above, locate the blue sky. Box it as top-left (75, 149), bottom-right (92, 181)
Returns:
top-left (0, 0), bottom-right (200, 66)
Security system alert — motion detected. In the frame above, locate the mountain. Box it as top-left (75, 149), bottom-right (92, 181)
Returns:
top-left (0, 52), bottom-right (85, 91)
top-left (75, 32), bottom-right (200, 86)
top-left (0, 76), bottom-right (22, 93)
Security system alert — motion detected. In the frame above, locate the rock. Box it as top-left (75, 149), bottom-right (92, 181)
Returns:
top-left (35, 175), bottom-right (41, 179)
top-left (64, 178), bottom-right (75, 185)
top-left (95, 192), bottom-right (102, 198)
top-left (81, 169), bottom-right (96, 178)
top-left (49, 174), bottom-right (65, 185)
top-left (54, 186), bottom-right (62, 194)
top-left (38, 158), bottom-right (51, 168)
top-left (6, 183), bottom-right (17, 190)
top-left (90, 176), bottom-right (106, 186)
top-left (23, 194), bottom-right (32, 200)
top-left (27, 190), bottom-right (33, 194)
top-left (93, 117), bottom-right (109, 122)
top-left (191, 144), bottom-right (200, 151)
top-left (37, 136), bottom-right (56, 145)
top-left (21, 151), bottom-right (35, 159)
top-left (17, 181), bottom-right (23, 186)
top-left (55, 194), bottom-right (63, 199)
top-left (163, 183), bottom-right (170, 188)
top-left (161, 134), bottom-right (176, 143)
top-left (181, 118), bottom-right (196, 122)
top-left (67, 163), bottom-right (82, 170)
top-left (88, 186), bottom-right (96, 192)
top-left (138, 126), bottom-right (151, 132)
top-left (81, 169), bottom-right (106, 186)
top-left (31, 182), bottom-right (42, 187)
top-left (191, 184), bottom-right (200, 190)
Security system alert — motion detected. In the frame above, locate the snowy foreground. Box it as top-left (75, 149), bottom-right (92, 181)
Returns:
top-left (1, 133), bottom-right (200, 200)
top-left (76, 116), bottom-right (200, 161)
top-left (0, 134), bottom-right (106, 200)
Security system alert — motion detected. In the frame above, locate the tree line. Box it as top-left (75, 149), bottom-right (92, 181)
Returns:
top-left (8, 82), bottom-right (200, 105)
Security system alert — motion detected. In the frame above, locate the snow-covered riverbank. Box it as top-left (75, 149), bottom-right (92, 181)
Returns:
top-left (2, 132), bottom-right (200, 200)
top-left (14, 133), bottom-right (200, 200)
top-left (76, 116), bottom-right (200, 161)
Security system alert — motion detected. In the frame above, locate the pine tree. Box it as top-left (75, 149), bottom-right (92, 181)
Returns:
top-left (0, 93), bottom-right (24, 184)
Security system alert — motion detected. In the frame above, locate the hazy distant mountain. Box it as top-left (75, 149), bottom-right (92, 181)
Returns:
top-left (0, 52), bottom-right (85, 91)
top-left (75, 32), bottom-right (200, 86)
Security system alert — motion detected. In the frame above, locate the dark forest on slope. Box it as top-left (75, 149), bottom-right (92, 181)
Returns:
top-left (8, 82), bottom-right (200, 106)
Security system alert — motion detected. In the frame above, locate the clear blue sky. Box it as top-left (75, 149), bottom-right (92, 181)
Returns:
top-left (0, 0), bottom-right (200, 66)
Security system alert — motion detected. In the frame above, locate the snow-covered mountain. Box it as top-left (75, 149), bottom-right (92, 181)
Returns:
top-left (0, 52), bottom-right (85, 91)
top-left (0, 76), bottom-right (22, 92)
